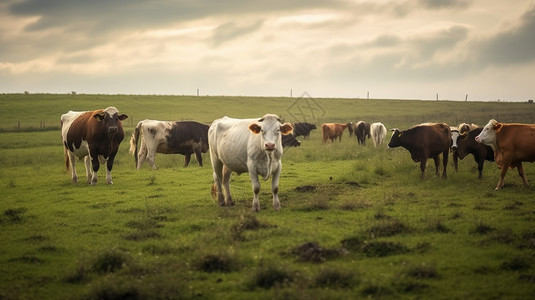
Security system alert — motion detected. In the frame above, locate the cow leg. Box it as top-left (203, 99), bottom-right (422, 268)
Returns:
top-left (68, 152), bottom-right (79, 183)
top-left (105, 154), bottom-right (116, 185)
top-left (137, 144), bottom-right (148, 169)
top-left (90, 156), bottom-right (99, 185)
top-left (194, 149), bottom-right (203, 167)
top-left (183, 154), bottom-right (191, 167)
top-left (496, 164), bottom-right (509, 190)
top-left (419, 160), bottom-right (427, 179)
top-left (432, 156), bottom-right (440, 176)
top-left (477, 157), bottom-right (484, 180)
top-left (442, 150), bottom-right (448, 178)
top-left (517, 163), bottom-right (529, 187)
top-left (84, 156), bottom-right (92, 184)
top-left (453, 152), bottom-right (459, 172)
top-left (249, 172), bottom-right (261, 212)
top-left (222, 166), bottom-right (234, 206)
top-left (271, 167), bottom-right (282, 211)
top-left (146, 149), bottom-right (157, 170)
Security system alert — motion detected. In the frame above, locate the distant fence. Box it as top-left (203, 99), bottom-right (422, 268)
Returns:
top-left (2, 111), bottom-right (535, 133)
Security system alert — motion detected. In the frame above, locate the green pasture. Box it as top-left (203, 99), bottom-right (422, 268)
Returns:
top-left (1, 94), bottom-right (534, 299)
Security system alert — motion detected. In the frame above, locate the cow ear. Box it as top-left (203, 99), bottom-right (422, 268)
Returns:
top-left (94, 112), bottom-right (105, 121)
top-left (249, 123), bottom-right (262, 134)
top-left (398, 132), bottom-right (402, 137)
top-left (494, 123), bottom-right (503, 132)
top-left (118, 114), bottom-right (128, 121)
top-left (280, 123), bottom-right (294, 135)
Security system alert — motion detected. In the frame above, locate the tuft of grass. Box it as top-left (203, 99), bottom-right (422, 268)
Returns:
top-left (470, 222), bottom-right (496, 235)
top-left (249, 265), bottom-right (294, 290)
top-left (367, 219), bottom-right (411, 238)
top-left (361, 241), bottom-right (409, 257)
top-left (403, 262), bottom-right (439, 279)
top-left (289, 241), bottom-right (345, 263)
top-left (2, 207), bottom-right (27, 224)
top-left (194, 253), bottom-right (238, 273)
top-left (314, 268), bottom-right (357, 289)
top-left (91, 249), bottom-right (131, 274)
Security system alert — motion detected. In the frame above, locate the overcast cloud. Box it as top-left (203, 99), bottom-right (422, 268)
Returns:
top-left (1, 0), bottom-right (534, 101)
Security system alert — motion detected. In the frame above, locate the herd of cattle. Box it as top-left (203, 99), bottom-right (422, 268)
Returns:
top-left (60, 107), bottom-right (535, 211)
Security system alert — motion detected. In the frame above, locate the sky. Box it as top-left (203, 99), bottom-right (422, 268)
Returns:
top-left (1, 0), bottom-right (534, 101)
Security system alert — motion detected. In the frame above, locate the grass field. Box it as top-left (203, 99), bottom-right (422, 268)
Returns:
top-left (1, 94), bottom-right (534, 299)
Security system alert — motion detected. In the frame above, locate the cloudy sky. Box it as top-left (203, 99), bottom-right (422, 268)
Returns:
top-left (1, 0), bottom-right (534, 101)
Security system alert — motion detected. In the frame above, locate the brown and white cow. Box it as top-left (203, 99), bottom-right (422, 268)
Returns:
top-left (388, 123), bottom-right (451, 178)
top-left (354, 121), bottom-right (370, 145)
top-left (475, 119), bottom-right (535, 190)
top-left (454, 127), bottom-right (494, 179)
top-left (321, 123), bottom-right (348, 143)
top-left (129, 120), bottom-right (209, 169)
top-left (209, 114), bottom-right (293, 211)
top-left (61, 107), bottom-right (128, 185)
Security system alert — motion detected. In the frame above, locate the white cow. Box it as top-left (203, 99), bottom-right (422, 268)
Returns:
top-left (370, 122), bottom-right (387, 147)
top-left (209, 114), bottom-right (293, 212)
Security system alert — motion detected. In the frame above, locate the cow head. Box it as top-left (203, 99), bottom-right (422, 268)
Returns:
top-left (94, 107), bottom-right (128, 134)
top-left (451, 129), bottom-right (460, 150)
top-left (249, 114), bottom-right (293, 152)
top-left (475, 119), bottom-right (500, 145)
top-left (387, 128), bottom-right (402, 148)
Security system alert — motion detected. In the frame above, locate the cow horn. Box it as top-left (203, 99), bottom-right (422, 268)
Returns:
top-left (258, 117), bottom-right (264, 122)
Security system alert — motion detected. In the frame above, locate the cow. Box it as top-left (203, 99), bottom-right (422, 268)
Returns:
top-left (475, 119), bottom-right (535, 190)
top-left (347, 122), bottom-right (354, 137)
top-left (282, 133), bottom-right (301, 147)
top-left (353, 121), bottom-right (371, 145)
top-left (453, 127), bottom-right (494, 179)
top-left (129, 120), bottom-right (209, 169)
top-left (293, 122), bottom-right (317, 138)
top-left (321, 123), bottom-right (348, 143)
top-left (61, 107), bottom-right (128, 185)
top-left (388, 123), bottom-right (451, 178)
top-left (370, 122), bottom-right (387, 147)
top-left (209, 114), bottom-right (293, 212)
top-left (450, 123), bottom-right (477, 171)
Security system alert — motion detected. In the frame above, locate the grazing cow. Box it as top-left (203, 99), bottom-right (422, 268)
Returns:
top-left (321, 123), bottom-right (348, 143)
top-left (453, 127), bottom-right (494, 179)
top-left (282, 133), bottom-right (301, 147)
top-left (209, 114), bottom-right (293, 211)
top-left (475, 119), bottom-right (535, 190)
top-left (61, 107), bottom-right (128, 185)
top-left (388, 123), bottom-right (451, 178)
top-left (129, 120), bottom-right (209, 169)
top-left (370, 122), bottom-right (387, 147)
top-left (292, 122), bottom-right (317, 138)
top-left (353, 121), bottom-right (371, 145)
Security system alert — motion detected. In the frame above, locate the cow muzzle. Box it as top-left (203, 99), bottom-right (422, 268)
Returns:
top-left (108, 126), bottom-right (118, 134)
top-left (265, 143), bottom-right (276, 152)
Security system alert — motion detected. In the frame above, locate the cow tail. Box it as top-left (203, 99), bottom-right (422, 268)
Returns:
top-left (64, 145), bottom-right (70, 172)
top-left (130, 122), bottom-right (141, 166)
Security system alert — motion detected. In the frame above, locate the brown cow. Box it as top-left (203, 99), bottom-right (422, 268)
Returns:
top-left (321, 123), bottom-right (348, 143)
top-left (388, 123), bottom-right (451, 178)
top-left (354, 121), bottom-right (370, 145)
top-left (61, 107), bottom-right (128, 185)
top-left (475, 119), bottom-right (535, 190)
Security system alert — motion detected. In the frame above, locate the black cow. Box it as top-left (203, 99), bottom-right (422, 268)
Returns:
top-left (292, 122), bottom-right (317, 138)
top-left (388, 123), bottom-right (451, 178)
top-left (454, 127), bottom-right (494, 179)
top-left (130, 120), bottom-right (209, 169)
top-left (354, 121), bottom-right (370, 145)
